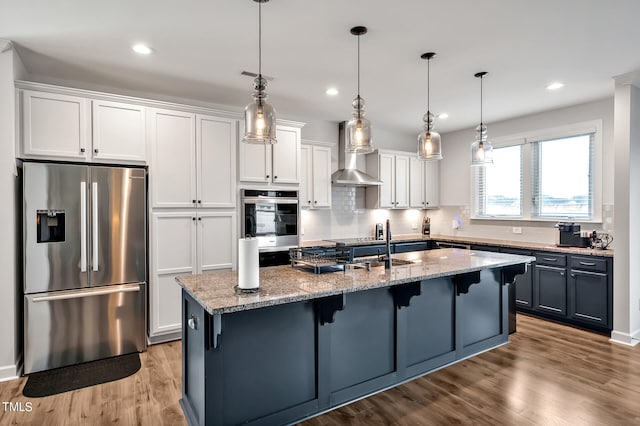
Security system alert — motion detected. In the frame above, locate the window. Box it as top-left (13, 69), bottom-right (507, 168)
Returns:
top-left (532, 134), bottom-right (593, 219)
top-left (474, 145), bottom-right (523, 217)
top-left (471, 120), bottom-right (602, 222)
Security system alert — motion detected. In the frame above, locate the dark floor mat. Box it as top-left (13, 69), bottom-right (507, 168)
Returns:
top-left (22, 353), bottom-right (141, 398)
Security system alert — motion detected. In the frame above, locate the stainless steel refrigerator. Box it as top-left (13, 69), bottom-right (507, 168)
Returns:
top-left (23, 162), bottom-right (147, 374)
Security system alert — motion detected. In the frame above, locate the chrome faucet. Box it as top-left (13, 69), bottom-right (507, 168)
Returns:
top-left (385, 218), bottom-right (392, 269)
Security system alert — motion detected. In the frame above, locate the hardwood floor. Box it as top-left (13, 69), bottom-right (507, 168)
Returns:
top-left (1, 315), bottom-right (639, 425)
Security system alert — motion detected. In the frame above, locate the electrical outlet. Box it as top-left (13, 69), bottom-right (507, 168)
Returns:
top-left (411, 223), bottom-right (418, 230)
top-left (512, 227), bottom-right (522, 234)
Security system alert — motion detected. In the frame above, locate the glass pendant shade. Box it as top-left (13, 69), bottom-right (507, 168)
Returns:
top-left (418, 112), bottom-right (442, 160)
top-left (345, 26), bottom-right (373, 154)
top-left (471, 71), bottom-right (492, 166)
top-left (243, 0), bottom-right (277, 144)
top-left (346, 96), bottom-right (374, 153)
top-left (243, 76), bottom-right (277, 144)
top-left (470, 123), bottom-right (494, 166)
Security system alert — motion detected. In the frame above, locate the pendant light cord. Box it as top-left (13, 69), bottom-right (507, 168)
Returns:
top-left (479, 74), bottom-right (483, 127)
top-left (427, 57), bottom-right (430, 113)
top-left (258, 1), bottom-right (262, 78)
top-left (357, 34), bottom-right (360, 98)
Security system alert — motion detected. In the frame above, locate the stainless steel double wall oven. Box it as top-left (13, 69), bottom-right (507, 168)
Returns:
top-left (241, 189), bottom-right (299, 264)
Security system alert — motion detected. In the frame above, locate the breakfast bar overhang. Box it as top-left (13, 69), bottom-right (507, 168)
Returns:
top-left (176, 248), bottom-right (533, 426)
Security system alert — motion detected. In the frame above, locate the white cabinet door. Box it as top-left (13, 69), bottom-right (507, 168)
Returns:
top-left (149, 108), bottom-right (197, 208)
top-left (409, 157), bottom-right (425, 208)
top-left (424, 160), bottom-right (440, 208)
top-left (379, 154), bottom-right (395, 208)
top-left (394, 155), bottom-right (410, 208)
top-left (150, 212), bottom-right (197, 338)
top-left (238, 141), bottom-right (271, 183)
top-left (312, 146), bottom-right (332, 208)
top-left (272, 126), bottom-right (301, 184)
top-left (197, 212), bottom-right (236, 272)
top-left (300, 145), bottom-right (313, 208)
top-left (197, 115), bottom-right (237, 208)
top-left (92, 100), bottom-right (146, 163)
top-left (22, 90), bottom-right (90, 160)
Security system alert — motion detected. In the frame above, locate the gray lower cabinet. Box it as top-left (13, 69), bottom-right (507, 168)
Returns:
top-left (501, 248), bottom-right (534, 309)
top-left (435, 240), bottom-right (613, 333)
top-left (534, 265), bottom-right (567, 316)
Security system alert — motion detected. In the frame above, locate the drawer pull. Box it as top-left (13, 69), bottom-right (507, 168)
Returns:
top-left (543, 257), bottom-right (557, 262)
top-left (579, 261), bottom-right (596, 266)
top-left (539, 305), bottom-right (562, 312)
top-left (575, 313), bottom-right (602, 322)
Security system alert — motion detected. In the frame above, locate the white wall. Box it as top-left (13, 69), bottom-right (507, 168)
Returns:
top-left (431, 97), bottom-right (615, 243)
top-left (0, 42), bottom-right (21, 381)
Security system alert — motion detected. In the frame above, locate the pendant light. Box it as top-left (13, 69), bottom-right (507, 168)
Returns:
top-left (345, 26), bottom-right (374, 154)
top-left (242, 0), bottom-right (277, 144)
top-left (470, 71), bottom-right (493, 166)
top-left (417, 52), bottom-right (443, 161)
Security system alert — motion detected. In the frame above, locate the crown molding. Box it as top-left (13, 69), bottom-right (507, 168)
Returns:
top-left (0, 39), bottom-right (13, 53)
top-left (613, 71), bottom-right (640, 88)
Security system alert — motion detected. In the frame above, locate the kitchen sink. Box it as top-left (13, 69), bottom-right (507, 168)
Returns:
top-left (356, 258), bottom-right (416, 268)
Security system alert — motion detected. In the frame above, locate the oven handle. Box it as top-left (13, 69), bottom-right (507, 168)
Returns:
top-left (242, 197), bottom-right (298, 204)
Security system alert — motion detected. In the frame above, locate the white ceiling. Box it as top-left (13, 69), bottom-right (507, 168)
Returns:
top-left (2, 0), bottom-right (640, 135)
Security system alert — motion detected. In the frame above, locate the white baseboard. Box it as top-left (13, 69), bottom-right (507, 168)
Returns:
top-left (609, 330), bottom-right (640, 347)
top-left (0, 364), bottom-right (18, 382)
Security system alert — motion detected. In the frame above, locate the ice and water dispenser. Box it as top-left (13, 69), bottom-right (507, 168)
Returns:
top-left (36, 210), bottom-right (65, 243)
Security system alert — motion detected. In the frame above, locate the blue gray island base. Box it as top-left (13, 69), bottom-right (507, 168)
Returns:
top-left (179, 262), bottom-right (528, 426)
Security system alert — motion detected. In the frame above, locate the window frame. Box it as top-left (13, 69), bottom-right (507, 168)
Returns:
top-left (470, 119), bottom-right (603, 223)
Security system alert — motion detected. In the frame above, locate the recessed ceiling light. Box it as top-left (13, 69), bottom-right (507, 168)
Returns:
top-left (438, 113), bottom-right (449, 119)
top-left (546, 82), bottom-right (564, 91)
top-left (326, 88), bottom-right (339, 96)
top-left (132, 44), bottom-right (154, 55)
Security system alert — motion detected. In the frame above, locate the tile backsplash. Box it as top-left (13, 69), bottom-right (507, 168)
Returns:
top-left (301, 187), bottom-right (426, 241)
top-left (301, 187), bottom-right (614, 249)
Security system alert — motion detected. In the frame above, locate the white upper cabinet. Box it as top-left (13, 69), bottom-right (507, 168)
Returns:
top-left (149, 109), bottom-right (236, 209)
top-left (197, 114), bottom-right (237, 208)
top-left (300, 144), bottom-right (332, 208)
top-left (149, 108), bottom-right (197, 208)
top-left (409, 156), bottom-right (440, 209)
top-left (366, 151), bottom-right (410, 209)
top-left (92, 99), bottom-right (146, 162)
top-left (21, 89), bottom-right (146, 164)
top-left (239, 124), bottom-right (301, 184)
top-left (22, 90), bottom-right (91, 160)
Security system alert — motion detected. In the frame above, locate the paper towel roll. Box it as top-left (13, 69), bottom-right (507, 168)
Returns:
top-left (238, 237), bottom-right (259, 290)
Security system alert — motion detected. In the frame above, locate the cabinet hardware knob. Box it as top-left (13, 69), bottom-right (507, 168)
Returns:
top-left (198, 217), bottom-right (202, 221)
top-left (426, 202), bottom-right (429, 205)
top-left (198, 200), bottom-right (202, 204)
top-left (560, 272), bottom-right (565, 276)
top-left (314, 201), bottom-right (317, 204)
top-left (192, 200), bottom-right (196, 204)
top-left (80, 148), bottom-right (86, 153)
top-left (274, 176), bottom-right (278, 179)
top-left (308, 200), bottom-right (311, 203)
top-left (188, 315), bottom-right (198, 330)
top-left (94, 148), bottom-right (99, 154)
top-left (192, 217), bottom-right (196, 221)
top-left (571, 273), bottom-right (575, 277)
top-left (266, 175), bottom-right (270, 179)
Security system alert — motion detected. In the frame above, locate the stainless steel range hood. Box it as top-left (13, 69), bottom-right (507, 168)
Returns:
top-left (331, 122), bottom-right (382, 187)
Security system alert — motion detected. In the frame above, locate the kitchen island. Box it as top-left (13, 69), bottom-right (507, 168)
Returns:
top-left (176, 248), bottom-right (533, 426)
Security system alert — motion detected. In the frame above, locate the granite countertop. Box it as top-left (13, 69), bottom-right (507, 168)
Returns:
top-left (301, 234), bottom-right (613, 258)
top-left (428, 234), bottom-right (614, 258)
top-left (176, 248), bottom-right (534, 316)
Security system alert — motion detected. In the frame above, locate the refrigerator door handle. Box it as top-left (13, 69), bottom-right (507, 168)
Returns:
top-left (92, 181), bottom-right (98, 272)
top-left (32, 283), bottom-right (141, 302)
top-left (80, 181), bottom-right (87, 272)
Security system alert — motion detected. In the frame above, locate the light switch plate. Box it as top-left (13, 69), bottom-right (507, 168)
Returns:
top-left (512, 227), bottom-right (522, 234)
